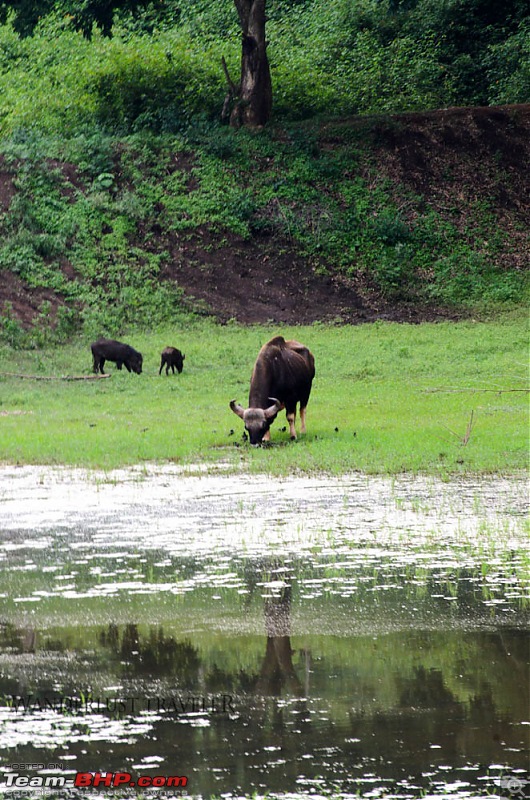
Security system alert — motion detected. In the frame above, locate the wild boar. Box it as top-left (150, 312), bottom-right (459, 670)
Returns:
top-left (91, 338), bottom-right (143, 375)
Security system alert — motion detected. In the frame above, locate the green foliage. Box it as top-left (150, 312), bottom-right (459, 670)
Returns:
top-left (0, 299), bottom-right (78, 349)
top-left (0, 19), bottom-right (229, 137)
top-left (0, 0), bottom-right (527, 138)
top-left (0, 303), bottom-right (25, 347)
top-left (486, 21), bottom-right (530, 104)
top-left (0, 1), bottom-right (527, 336)
top-left (89, 31), bottom-right (226, 133)
top-left (0, 118), bottom-right (527, 343)
top-left (267, 5), bottom-right (453, 118)
top-left (0, 142), bottom-right (74, 297)
top-left (0, 131), bottom-right (189, 342)
top-left (401, 0), bottom-right (529, 105)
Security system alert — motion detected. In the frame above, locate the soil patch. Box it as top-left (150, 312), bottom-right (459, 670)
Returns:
top-left (0, 270), bottom-right (66, 329)
top-left (156, 227), bottom-right (456, 325)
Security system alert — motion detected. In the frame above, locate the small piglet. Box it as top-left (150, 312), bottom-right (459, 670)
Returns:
top-left (159, 346), bottom-right (185, 375)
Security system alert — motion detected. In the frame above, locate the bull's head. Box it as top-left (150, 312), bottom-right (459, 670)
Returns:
top-left (230, 398), bottom-right (282, 446)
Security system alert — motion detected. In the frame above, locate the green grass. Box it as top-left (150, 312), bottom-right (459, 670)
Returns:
top-left (0, 317), bottom-right (528, 475)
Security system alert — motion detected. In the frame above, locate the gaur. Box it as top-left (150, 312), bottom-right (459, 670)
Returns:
top-left (159, 347), bottom-right (185, 375)
top-left (230, 335), bottom-right (315, 446)
top-left (91, 338), bottom-right (143, 375)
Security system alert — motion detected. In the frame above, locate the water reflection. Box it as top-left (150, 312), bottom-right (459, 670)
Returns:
top-left (0, 467), bottom-right (528, 798)
top-left (258, 586), bottom-right (304, 697)
top-left (1, 616), bottom-right (528, 796)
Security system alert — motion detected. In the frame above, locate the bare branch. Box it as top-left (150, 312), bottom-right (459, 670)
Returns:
top-left (0, 372), bottom-right (112, 381)
top-left (423, 387), bottom-right (529, 394)
top-left (441, 410), bottom-right (475, 447)
top-left (221, 55), bottom-right (238, 94)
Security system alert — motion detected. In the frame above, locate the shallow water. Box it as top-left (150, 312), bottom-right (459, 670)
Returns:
top-left (0, 465), bottom-right (528, 799)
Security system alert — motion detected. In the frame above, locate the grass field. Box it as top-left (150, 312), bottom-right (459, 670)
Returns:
top-left (0, 317), bottom-right (528, 475)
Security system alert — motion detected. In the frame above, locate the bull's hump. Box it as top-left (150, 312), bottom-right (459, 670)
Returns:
top-left (266, 335), bottom-right (286, 348)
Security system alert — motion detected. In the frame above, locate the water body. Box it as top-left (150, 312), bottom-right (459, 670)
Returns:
top-left (0, 465), bottom-right (528, 799)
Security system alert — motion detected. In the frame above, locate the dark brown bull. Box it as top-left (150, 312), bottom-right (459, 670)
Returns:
top-left (230, 336), bottom-right (315, 446)
top-left (91, 338), bottom-right (143, 375)
top-left (159, 347), bottom-right (185, 375)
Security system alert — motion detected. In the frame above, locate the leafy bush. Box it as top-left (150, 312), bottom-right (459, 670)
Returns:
top-left (403, 0), bottom-right (529, 106)
top-left (0, 303), bottom-right (25, 347)
top-left (1, 0), bottom-right (527, 137)
top-left (90, 31), bottom-right (226, 133)
top-left (486, 21), bottom-right (530, 104)
top-left (0, 20), bottom-right (229, 137)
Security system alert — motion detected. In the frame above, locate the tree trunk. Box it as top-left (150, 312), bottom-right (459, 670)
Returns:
top-left (230, 0), bottom-right (272, 128)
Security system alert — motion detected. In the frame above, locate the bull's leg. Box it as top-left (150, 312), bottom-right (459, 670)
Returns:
top-left (300, 405), bottom-right (308, 434)
top-left (100, 358), bottom-right (106, 374)
top-left (263, 430), bottom-right (271, 442)
top-left (286, 407), bottom-right (297, 440)
top-left (159, 359), bottom-right (164, 375)
top-left (92, 356), bottom-right (99, 374)
top-left (123, 362), bottom-right (132, 373)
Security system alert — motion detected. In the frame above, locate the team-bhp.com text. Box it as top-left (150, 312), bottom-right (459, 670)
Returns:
top-left (3, 773), bottom-right (188, 788)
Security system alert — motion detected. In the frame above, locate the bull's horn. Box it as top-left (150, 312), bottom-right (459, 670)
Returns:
top-left (230, 400), bottom-right (245, 418)
top-left (264, 398), bottom-right (282, 419)
top-left (268, 397), bottom-right (285, 410)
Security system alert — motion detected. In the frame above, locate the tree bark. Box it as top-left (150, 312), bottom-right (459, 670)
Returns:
top-left (230, 0), bottom-right (272, 128)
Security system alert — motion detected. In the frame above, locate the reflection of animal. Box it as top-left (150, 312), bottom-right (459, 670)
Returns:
top-left (91, 339), bottom-right (143, 375)
top-left (159, 347), bottom-right (185, 375)
top-left (230, 336), bottom-right (315, 446)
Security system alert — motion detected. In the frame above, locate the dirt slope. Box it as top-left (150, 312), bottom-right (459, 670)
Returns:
top-left (0, 104), bottom-right (528, 328)
top-left (153, 104), bottom-right (530, 324)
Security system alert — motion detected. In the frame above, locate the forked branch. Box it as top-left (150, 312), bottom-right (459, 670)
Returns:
top-left (442, 410), bottom-right (475, 446)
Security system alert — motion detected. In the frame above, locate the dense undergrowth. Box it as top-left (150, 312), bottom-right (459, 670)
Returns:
top-left (1, 0), bottom-right (528, 134)
top-left (1, 116), bottom-right (528, 347)
top-left (0, 0), bottom-right (528, 343)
